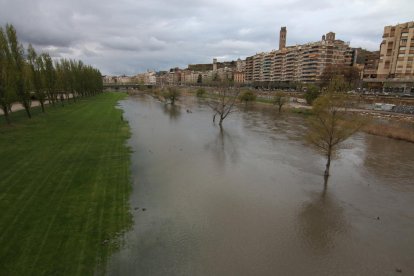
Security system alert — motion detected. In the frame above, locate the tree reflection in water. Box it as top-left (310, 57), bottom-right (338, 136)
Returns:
top-left (162, 104), bottom-right (181, 121)
top-left (297, 186), bottom-right (348, 254)
top-left (204, 127), bottom-right (240, 169)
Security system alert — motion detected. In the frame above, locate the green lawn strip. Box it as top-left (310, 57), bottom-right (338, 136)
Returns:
top-left (0, 93), bottom-right (132, 275)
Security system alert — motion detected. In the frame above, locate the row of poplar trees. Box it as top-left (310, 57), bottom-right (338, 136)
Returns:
top-left (0, 24), bottom-right (103, 124)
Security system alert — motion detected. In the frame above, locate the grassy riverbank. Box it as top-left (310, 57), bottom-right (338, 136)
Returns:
top-left (0, 92), bottom-right (132, 275)
top-left (363, 123), bottom-right (414, 143)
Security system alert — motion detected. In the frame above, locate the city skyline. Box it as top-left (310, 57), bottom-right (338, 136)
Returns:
top-left (0, 0), bottom-right (413, 75)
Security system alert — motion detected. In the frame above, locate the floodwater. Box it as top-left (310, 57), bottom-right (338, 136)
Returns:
top-left (108, 94), bottom-right (414, 275)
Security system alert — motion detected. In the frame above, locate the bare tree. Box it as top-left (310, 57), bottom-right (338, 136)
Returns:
top-left (306, 77), bottom-right (365, 183)
top-left (207, 83), bottom-right (240, 127)
top-left (320, 64), bottom-right (360, 90)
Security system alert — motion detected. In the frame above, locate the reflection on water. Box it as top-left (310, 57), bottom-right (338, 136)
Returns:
top-left (108, 95), bottom-right (414, 276)
top-left (363, 134), bottom-right (414, 188)
top-left (204, 128), bottom-right (240, 167)
top-left (162, 104), bottom-right (181, 121)
top-left (297, 187), bottom-right (347, 255)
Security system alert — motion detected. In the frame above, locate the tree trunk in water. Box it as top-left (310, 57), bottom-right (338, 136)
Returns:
top-left (323, 175), bottom-right (329, 189)
top-left (324, 151), bottom-right (331, 177)
top-left (278, 105), bottom-right (282, 113)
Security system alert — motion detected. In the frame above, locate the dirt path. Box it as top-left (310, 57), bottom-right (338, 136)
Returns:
top-left (0, 95), bottom-right (74, 116)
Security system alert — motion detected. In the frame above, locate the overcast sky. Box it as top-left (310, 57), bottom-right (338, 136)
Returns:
top-left (0, 0), bottom-right (413, 75)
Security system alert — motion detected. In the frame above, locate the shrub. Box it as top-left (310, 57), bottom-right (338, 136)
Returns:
top-left (304, 85), bottom-right (321, 105)
top-left (196, 88), bottom-right (206, 97)
top-left (240, 90), bottom-right (256, 104)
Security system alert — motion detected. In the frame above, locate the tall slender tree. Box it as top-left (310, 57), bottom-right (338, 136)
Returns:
top-left (6, 24), bottom-right (31, 118)
top-left (0, 26), bottom-right (15, 124)
top-left (1, 23), bottom-right (103, 123)
top-left (41, 53), bottom-right (57, 105)
top-left (27, 44), bottom-right (47, 112)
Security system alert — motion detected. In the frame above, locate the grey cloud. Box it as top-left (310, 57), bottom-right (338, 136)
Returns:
top-left (1, 0), bottom-right (413, 75)
top-left (101, 36), bottom-right (167, 52)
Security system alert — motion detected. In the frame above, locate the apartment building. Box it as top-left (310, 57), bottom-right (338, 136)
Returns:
top-left (353, 49), bottom-right (380, 79)
top-left (377, 21), bottom-right (414, 79)
top-left (102, 75), bottom-right (117, 84)
top-left (252, 53), bottom-right (264, 81)
top-left (245, 28), bottom-right (353, 84)
top-left (245, 56), bottom-right (253, 82)
top-left (234, 71), bottom-right (245, 83)
top-left (236, 58), bottom-right (246, 71)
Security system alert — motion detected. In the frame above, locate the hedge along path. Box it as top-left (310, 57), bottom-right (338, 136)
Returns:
top-left (0, 92), bottom-right (132, 275)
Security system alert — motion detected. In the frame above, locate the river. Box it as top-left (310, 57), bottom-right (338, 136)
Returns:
top-left (107, 94), bottom-right (414, 275)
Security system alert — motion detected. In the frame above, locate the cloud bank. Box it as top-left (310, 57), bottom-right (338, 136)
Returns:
top-left (0, 0), bottom-right (413, 75)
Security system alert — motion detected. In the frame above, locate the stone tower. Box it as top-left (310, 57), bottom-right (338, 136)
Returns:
top-left (279, 27), bottom-right (287, 50)
top-left (213, 58), bottom-right (217, 71)
top-left (326, 32), bottom-right (336, 42)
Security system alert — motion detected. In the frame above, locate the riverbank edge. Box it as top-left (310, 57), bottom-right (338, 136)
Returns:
top-left (97, 92), bottom-right (134, 274)
top-left (198, 91), bottom-right (414, 143)
top-left (130, 89), bottom-right (414, 143)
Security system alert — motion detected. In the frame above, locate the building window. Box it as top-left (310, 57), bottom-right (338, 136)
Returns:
top-left (401, 32), bottom-right (409, 37)
top-left (400, 47), bottom-right (406, 51)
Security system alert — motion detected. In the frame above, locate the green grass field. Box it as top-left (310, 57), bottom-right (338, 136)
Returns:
top-left (0, 93), bottom-right (132, 275)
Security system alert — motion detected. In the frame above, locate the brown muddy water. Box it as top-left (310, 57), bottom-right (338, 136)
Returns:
top-left (108, 94), bottom-right (414, 275)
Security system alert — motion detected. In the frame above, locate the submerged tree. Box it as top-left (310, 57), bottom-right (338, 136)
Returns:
top-left (196, 87), bottom-right (206, 97)
top-left (306, 77), bottom-right (365, 182)
top-left (239, 90), bottom-right (256, 106)
top-left (273, 91), bottom-right (288, 113)
top-left (162, 86), bottom-right (180, 105)
top-left (207, 82), bottom-right (240, 127)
